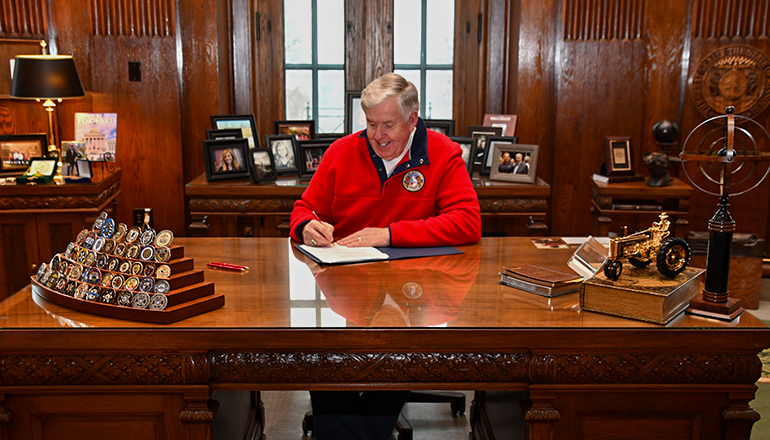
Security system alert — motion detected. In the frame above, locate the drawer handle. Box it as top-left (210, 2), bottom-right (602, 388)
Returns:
top-left (237, 202), bottom-right (247, 212)
top-left (491, 202), bottom-right (500, 211)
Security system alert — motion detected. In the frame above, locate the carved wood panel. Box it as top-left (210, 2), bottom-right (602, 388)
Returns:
top-left (0, 0), bottom-right (46, 39)
top-left (693, 0), bottom-right (770, 39)
top-left (91, 0), bottom-right (175, 37)
top-left (563, 0), bottom-right (645, 41)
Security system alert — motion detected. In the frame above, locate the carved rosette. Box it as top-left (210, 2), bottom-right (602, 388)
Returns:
top-left (179, 408), bottom-right (216, 423)
top-left (210, 352), bottom-right (530, 384)
top-left (478, 198), bottom-right (547, 213)
top-left (0, 181), bottom-right (120, 210)
top-left (529, 353), bottom-right (761, 384)
top-left (0, 354), bottom-right (209, 385)
top-left (524, 407), bottom-right (561, 422)
top-left (188, 198), bottom-right (297, 213)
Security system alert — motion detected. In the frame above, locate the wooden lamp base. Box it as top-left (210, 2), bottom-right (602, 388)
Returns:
top-left (686, 294), bottom-right (744, 321)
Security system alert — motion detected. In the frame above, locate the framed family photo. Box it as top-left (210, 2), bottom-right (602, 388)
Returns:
top-left (603, 135), bottom-right (633, 175)
top-left (264, 134), bottom-right (299, 175)
top-left (345, 90), bottom-right (365, 135)
top-left (250, 148), bottom-right (278, 183)
top-left (60, 140), bottom-right (86, 177)
top-left (206, 128), bottom-right (243, 141)
top-left (424, 119), bottom-right (455, 136)
top-left (275, 120), bottom-right (315, 141)
top-left (489, 143), bottom-right (539, 184)
top-left (0, 134), bottom-right (47, 172)
top-left (298, 139), bottom-right (333, 179)
top-left (466, 125), bottom-right (503, 165)
top-left (449, 136), bottom-right (476, 175)
top-left (210, 115), bottom-right (260, 149)
top-left (481, 136), bottom-right (519, 176)
top-left (202, 138), bottom-right (251, 181)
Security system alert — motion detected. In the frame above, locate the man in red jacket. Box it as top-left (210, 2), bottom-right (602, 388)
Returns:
top-left (290, 73), bottom-right (481, 439)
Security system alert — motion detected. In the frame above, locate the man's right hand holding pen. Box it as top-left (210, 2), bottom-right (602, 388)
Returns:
top-left (303, 211), bottom-right (335, 247)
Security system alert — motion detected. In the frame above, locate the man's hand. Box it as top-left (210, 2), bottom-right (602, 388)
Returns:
top-left (303, 220), bottom-right (335, 246)
top-left (337, 227), bottom-right (390, 247)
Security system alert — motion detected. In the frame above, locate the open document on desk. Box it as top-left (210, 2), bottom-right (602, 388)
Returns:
top-left (294, 243), bottom-right (463, 265)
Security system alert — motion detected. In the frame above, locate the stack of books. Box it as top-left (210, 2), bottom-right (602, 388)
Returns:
top-left (499, 264), bottom-right (583, 297)
top-left (592, 173), bottom-right (645, 184)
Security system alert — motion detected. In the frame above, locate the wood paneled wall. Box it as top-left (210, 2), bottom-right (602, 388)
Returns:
top-left (2, 0), bottom-right (770, 252)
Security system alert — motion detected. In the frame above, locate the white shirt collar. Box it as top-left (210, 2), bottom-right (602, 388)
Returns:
top-left (382, 127), bottom-right (416, 177)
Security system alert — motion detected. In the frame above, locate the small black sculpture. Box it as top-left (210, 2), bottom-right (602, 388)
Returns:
top-left (645, 119), bottom-right (680, 187)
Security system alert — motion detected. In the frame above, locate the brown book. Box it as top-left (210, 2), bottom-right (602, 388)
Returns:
top-left (503, 264), bottom-right (582, 287)
top-left (580, 266), bottom-right (705, 325)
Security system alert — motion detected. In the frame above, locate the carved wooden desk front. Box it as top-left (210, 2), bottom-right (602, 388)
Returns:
top-left (185, 174), bottom-right (551, 237)
top-left (0, 237), bottom-right (766, 440)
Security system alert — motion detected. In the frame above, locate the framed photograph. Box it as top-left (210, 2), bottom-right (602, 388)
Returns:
top-left (76, 159), bottom-right (93, 179)
top-left (206, 129), bottom-right (243, 140)
top-left (210, 114), bottom-right (260, 149)
top-left (318, 133), bottom-right (345, 142)
top-left (264, 134), bottom-right (299, 175)
top-left (424, 119), bottom-right (455, 136)
top-left (345, 90), bottom-right (365, 135)
top-left (481, 136), bottom-right (519, 176)
top-left (449, 136), bottom-right (476, 176)
top-left (298, 139), bottom-right (333, 179)
top-left (0, 134), bottom-right (47, 172)
top-left (603, 135), bottom-right (633, 175)
top-left (61, 140), bottom-right (86, 177)
top-left (482, 113), bottom-right (518, 137)
top-left (249, 148), bottom-right (277, 183)
top-left (275, 120), bottom-right (315, 141)
top-left (202, 138), bottom-right (251, 181)
top-left (489, 143), bottom-right (539, 184)
top-left (466, 125), bottom-right (503, 165)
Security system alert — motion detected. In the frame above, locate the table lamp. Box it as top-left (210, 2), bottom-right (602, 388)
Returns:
top-left (9, 41), bottom-right (85, 165)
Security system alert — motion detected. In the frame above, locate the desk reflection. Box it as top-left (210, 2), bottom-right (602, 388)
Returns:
top-left (298, 246), bottom-right (480, 328)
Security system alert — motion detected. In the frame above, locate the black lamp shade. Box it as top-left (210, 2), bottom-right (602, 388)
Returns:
top-left (10, 55), bottom-right (85, 99)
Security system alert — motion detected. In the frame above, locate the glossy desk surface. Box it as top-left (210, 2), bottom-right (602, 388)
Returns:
top-left (0, 237), bottom-right (767, 338)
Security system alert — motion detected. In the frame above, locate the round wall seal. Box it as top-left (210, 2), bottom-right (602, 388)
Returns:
top-left (402, 170), bottom-right (425, 192)
top-left (692, 45), bottom-right (770, 119)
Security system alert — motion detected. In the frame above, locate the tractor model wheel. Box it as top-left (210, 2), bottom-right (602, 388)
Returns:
top-left (656, 237), bottom-right (690, 278)
top-left (604, 259), bottom-right (623, 281)
top-left (629, 257), bottom-right (652, 268)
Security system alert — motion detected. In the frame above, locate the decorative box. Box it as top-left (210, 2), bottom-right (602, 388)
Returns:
top-left (16, 157), bottom-right (58, 184)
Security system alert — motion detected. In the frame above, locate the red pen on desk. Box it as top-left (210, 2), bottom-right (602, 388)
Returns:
top-left (207, 261), bottom-right (249, 271)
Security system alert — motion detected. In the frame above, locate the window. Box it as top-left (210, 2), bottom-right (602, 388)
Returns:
top-left (283, 0), bottom-right (345, 134)
top-left (394, 0), bottom-right (455, 119)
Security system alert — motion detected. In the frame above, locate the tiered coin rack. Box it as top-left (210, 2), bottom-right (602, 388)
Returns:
top-left (30, 213), bottom-right (224, 324)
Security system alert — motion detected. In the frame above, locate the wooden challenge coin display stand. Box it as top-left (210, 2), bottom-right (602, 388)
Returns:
top-left (31, 212), bottom-right (223, 324)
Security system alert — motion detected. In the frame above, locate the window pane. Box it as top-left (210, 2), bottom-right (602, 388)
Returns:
top-left (394, 69), bottom-right (421, 100)
top-left (317, 0), bottom-right (344, 65)
top-left (394, 0), bottom-right (422, 64)
top-left (318, 70), bottom-right (344, 134)
top-left (286, 70), bottom-right (313, 120)
top-left (425, 70), bottom-right (453, 119)
top-left (284, 0), bottom-right (312, 64)
top-left (426, 0), bottom-right (455, 65)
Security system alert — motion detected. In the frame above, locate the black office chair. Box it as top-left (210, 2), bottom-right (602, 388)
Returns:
top-left (302, 391), bottom-right (466, 440)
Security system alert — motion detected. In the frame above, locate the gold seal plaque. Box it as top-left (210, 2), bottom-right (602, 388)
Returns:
top-left (692, 45), bottom-right (770, 119)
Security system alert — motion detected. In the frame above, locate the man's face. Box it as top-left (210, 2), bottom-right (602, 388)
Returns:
top-left (502, 152), bottom-right (511, 164)
top-left (364, 96), bottom-right (419, 161)
top-left (514, 153), bottom-right (523, 163)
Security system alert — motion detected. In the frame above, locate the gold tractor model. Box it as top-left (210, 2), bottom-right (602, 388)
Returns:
top-left (603, 213), bottom-right (691, 281)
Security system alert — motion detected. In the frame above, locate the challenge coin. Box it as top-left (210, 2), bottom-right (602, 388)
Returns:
top-left (126, 226), bottom-right (141, 243)
top-left (98, 211), bottom-right (108, 220)
top-left (74, 283), bottom-right (89, 299)
top-left (83, 231), bottom-right (97, 250)
top-left (111, 274), bottom-right (125, 290)
top-left (131, 261), bottom-right (144, 276)
top-left (100, 289), bottom-right (116, 304)
top-left (156, 264), bottom-right (171, 279)
top-left (149, 293), bottom-right (168, 310)
top-left (76, 229), bottom-right (90, 245)
top-left (86, 268), bottom-right (102, 285)
top-left (55, 276), bottom-right (68, 292)
top-left (96, 253), bottom-right (109, 269)
top-left (69, 264), bottom-right (83, 280)
top-left (143, 263), bottom-right (156, 277)
top-left (154, 279), bottom-right (170, 295)
top-left (101, 218), bottom-right (115, 239)
top-left (84, 251), bottom-right (97, 267)
top-left (155, 246), bottom-right (171, 263)
top-left (58, 260), bottom-right (69, 274)
top-left (107, 258), bottom-right (120, 272)
top-left (92, 236), bottom-right (105, 253)
top-left (117, 291), bottom-right (133, 307)
top-left (86, 286), bottom-right (101, 301)
top-left (125, 276), bottom-right (140, 291)
top-left (113, 223), bottom-right (128, 242)
top-left (65, 242), bottom-right (76, 259)
top-left (77, 249), bottom-right (88, 264)
top-left (119, 260), bottom-right (132, 274)
top-left (64, 280), bottom-right (78, 296)
top-left (139, 276), bottom-right (155, 293)
top-left (100, 273), bottom-right (114, 288)
top-left (92, 216), bottom-right (104, 232)
top-left (139, 245), bottom-right (155, 261)
top-left (36, 263), bottom-right (48, 280)
top-left (46, 271), bottom-right (59, 288)
top-left (139, 228), bottom-right (156, 246)
top-left (154, 229), bottom-right (174, 247)
top-left (114, 242), bottom-right (127, 257)
top-left (132, 292), bottom-right (151, 309)
top-left (50, 254), bottom-right (61, 272)
top-left (102, 239), bottom-right (116, 255)
top-left (39, 266), bottom-right (52, 285)
top-left (126, 243), bottom-right (140, 260)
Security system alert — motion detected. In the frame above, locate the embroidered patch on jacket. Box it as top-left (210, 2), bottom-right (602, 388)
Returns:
top-left (402, 170), bottom-right (425, 192)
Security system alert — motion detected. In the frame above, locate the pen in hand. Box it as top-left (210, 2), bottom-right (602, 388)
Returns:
top-left (310, 211), bottom-right (335, 246)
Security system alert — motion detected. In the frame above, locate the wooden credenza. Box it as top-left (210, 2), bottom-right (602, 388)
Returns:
top-left (185, 173), bottom-right (551, 237)
top-left (0, 170), bottom-right (121, 300)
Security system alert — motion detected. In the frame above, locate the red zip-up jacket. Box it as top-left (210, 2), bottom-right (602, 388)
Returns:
top-left (290, 119), bottom-right (481, 247)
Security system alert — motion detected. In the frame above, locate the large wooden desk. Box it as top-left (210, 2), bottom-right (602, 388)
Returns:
top-left (185, 174), bottom-right (551, 237)
top-left (0, 169), bottom-right (121, 300)
top-left (0, 237), bottom-right (767, 440)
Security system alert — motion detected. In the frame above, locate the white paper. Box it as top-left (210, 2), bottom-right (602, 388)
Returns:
top-left (299, 244), bottom-right (388, 264)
